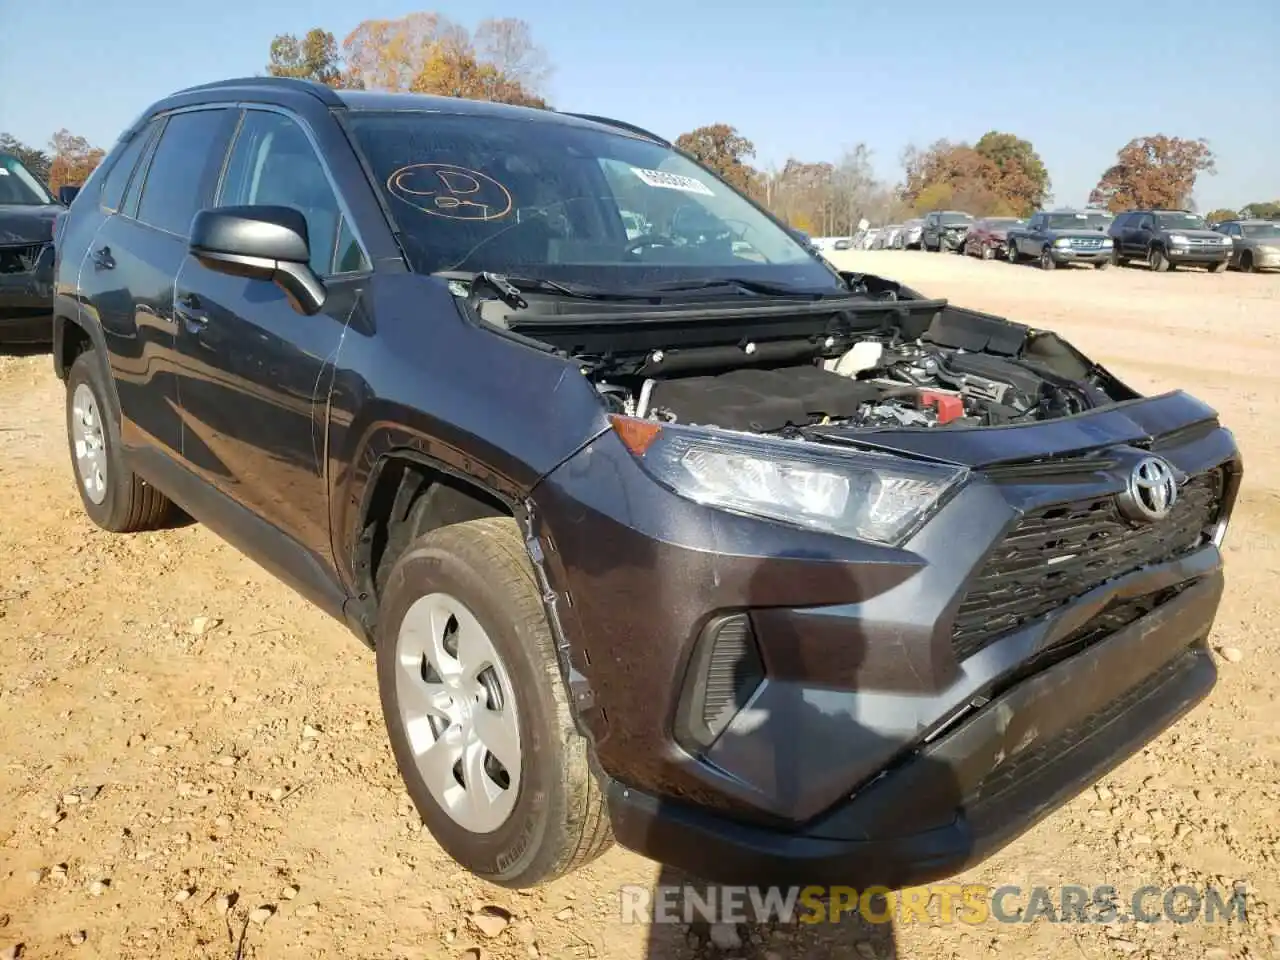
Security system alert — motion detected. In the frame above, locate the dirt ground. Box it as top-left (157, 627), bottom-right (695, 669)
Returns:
top-left (2, 252), bottom-right (1279, 960)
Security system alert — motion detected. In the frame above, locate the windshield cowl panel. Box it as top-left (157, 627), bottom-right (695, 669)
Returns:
top-left (347, 110), bottom-right (843, 296)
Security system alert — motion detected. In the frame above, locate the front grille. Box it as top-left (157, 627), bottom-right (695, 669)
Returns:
top-left (1069, 238), bottom-right (1104, 249)
top-left (1183, 237), bottom-right (1225, 248)
top-left (951, 469), bottom-right (1224, 660)
top-left (0, 242), bottom-right (47, 275)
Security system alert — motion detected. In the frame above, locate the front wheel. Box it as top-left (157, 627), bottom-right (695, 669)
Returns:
top-left (1111, 247), bottom-right (1126, 267)
top-left (1094, 259), bottom-right (1110, 270)
top-left (1240, 251), bottom-right (1255, 273)
top-left (1039, 247), bottom-right (1057, 270)
top-left (1007, 241), bottom-right (1021, 264)
top-left (376, 517), bottom-right (613, 888)
top-left (65, 349), bottom-right (174, 532)
top-left (1208, 260), bottom-right (1227, 273)
top-left (981, 243), bottom-right (994, 260)
top-left (1149, 246), bottom-right (1171, 272)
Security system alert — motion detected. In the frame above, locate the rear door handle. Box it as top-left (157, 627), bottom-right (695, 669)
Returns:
top-left (91, 246), bottom-right (115, 270)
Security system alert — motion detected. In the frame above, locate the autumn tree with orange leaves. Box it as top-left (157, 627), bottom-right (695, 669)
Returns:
top-left (47, 129), bottom-right (105, 194)
top-left (269, 13), bottom-right (552, 107)
top-left (1089, 136), bottom-right (1216, 213)
top-left (899, 133), bottom-right (1050, 217)
top-left (674, 124), bottom-right (758, 193)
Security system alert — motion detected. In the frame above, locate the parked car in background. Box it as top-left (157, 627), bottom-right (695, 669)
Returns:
top-left (1108, 210), bottom-right (1230, 273)
top-left (961, 217), bottom-right (1025, 260)
top-left (833, 237), bottom-right (852, 251)
top-left (1, 151), bottom-right (72, 344)
top-left (921, 210), bottom-right (973, 252)
top-left (898, 218), bottom-right (924, 249)
top-left (1214, 219), bottom-right (1280, 273)
top-left (875, 225), bottom-right (906, 249)
top-left (1006, 209), bottom-right (1114, 270)
top-left (858, 227), bottom-right (882, 250)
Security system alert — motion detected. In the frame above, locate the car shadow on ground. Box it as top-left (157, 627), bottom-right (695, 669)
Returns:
top-left (0, 342), bottom-right (52, 359)
top-left (631, 555), bottom-right (969, 959)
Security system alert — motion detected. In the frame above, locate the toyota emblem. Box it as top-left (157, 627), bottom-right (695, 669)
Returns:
top-left (1119, 456), bottom-right (1179, 522)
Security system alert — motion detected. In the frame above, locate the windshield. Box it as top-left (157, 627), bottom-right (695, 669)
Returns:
top-left (1240, 223), bottom-right (1280, 239)
top-left (0, 154), bottom-right (55, 206)
top-left (940, 213), bottom-right (972, 225)
top-left (1046, 213), bottom-right (1112, 231)
top-left (347, 111), bottom-right (841, 293)
top-left (1155, 212), bottom-right (1207, 230)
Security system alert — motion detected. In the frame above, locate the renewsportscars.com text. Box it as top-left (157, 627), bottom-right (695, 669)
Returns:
top-left (619, 883), bottom-right (1250, 926)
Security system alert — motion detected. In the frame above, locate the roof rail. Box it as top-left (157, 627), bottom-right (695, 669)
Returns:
top-left (168, 76), bottom-right (345, 108)
top-left (562, 113), bottom-right (669, 145)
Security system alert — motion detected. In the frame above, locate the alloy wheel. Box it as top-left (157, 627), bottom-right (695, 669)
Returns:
top-left (71, 383), bottom-right (108, 505)
top-left (395, 592), bottom-right (521, 833)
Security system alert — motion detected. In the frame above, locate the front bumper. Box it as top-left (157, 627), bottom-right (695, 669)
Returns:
top-left (1050, 246), bottom-right (1111, 264)
top-left (0, 244), bottom-right (55, 343)
top-left (609, 595), bottom-right (1217, 887)
top-left (1167, 245), bottom-right (1229, 265)
top-left (531, 399), bottom-right (1239, 883)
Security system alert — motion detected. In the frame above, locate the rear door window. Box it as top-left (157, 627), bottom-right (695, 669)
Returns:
top-left (101, 122), bottom-right (159, 214)
top-left (136, 109), bottom-right (236, 237)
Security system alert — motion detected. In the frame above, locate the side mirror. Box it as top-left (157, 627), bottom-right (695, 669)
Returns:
top-left (188, 205), bottom-right (326, 315)
top-left (790, 227), bottom-right (813, 248)
top-left (57, 185), bottom-right (80, 206)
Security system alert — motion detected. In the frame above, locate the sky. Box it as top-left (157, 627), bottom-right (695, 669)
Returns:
top-left (2, 0), bottom-right (1277, 212)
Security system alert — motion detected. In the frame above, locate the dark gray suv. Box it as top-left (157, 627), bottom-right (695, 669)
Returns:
top-left (1108, 210), bottom-right (1232, 272)
top-left (50, 77), bottom-right (1240, 890)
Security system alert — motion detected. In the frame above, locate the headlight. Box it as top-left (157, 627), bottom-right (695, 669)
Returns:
top-left (1220, 236), bottom-right (1232, 244)
top-left (1169, 234), bottom-right (1189, 244)
top-left (1054, 237), bottom-right (1072, 246)
top-left (609, 416), bottom-right (966, 545)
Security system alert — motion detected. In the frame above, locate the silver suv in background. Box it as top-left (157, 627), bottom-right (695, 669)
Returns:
top-left (1214, 219), bottom-right (1280, 273)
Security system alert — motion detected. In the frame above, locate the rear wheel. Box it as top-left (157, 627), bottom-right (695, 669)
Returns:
top-left (65, 350), bottom-right (174, 533)
top-left (376, 517), bottom-right (612, 888)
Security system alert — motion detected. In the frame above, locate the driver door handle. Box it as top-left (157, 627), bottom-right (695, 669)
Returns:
top-left (175, 292), bottom-right (208, 331)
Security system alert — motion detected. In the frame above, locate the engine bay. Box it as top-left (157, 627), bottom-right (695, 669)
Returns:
top-left (493, 271), bottom-right (1138, 437)
top-left (594, 333), bottom-right (1125, 435)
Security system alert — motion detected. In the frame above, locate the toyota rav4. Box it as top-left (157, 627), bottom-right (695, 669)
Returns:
top-left (52, 78), bottom-right (1240, 890)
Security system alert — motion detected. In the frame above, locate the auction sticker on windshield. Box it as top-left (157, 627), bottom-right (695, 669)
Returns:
top-left (630, 167), bottom-right (714, 196)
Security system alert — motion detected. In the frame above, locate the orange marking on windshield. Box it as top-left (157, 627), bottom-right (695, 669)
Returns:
top-left (386, 164), bottom-right (514, 222)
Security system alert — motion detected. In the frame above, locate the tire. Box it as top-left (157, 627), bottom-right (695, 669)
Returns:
top-left (376, 517), bottom-right (612, 888)
top-left (1149, 246), bottom-right (1171, 272)
top-left (1039, 247), bottom-right (1057, 271)
top-left (1111, 247), bottom-right (1126, 267)
top-left (1208, 260), bottom-right (1226, 274)
top-left (1239, 252), bottom-right (1255, 273)
top-left (981, 243), bottom-right (994, 260)
top-left (1094, 259), bottom-right (1110, 270)
top-left (65, 349), bottom-right (174, 533)
top-left (1007, 241), bottom-right (1020, 264)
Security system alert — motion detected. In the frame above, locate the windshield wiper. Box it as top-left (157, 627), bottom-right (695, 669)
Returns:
top-left (438, 271), bottom-right (627, 311)
top-left (640, 277), bottom-right (833, 299)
